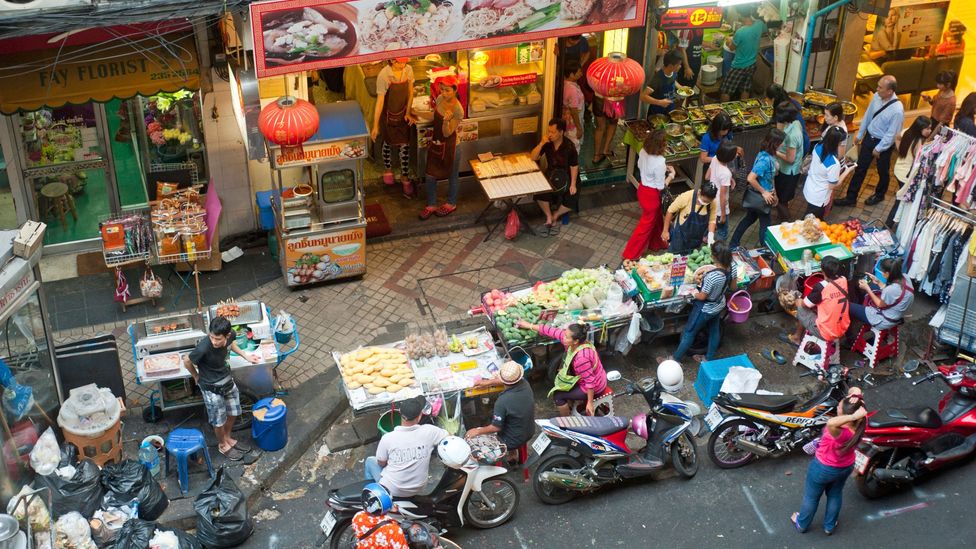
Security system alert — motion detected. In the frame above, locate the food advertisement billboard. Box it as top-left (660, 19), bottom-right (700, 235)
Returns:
top-left (250, 0), bottom-right (647, 77)
top-left (283, 226), bottom-right (366, 286)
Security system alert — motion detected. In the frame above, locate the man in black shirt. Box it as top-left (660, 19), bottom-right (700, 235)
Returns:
top-left (466, 361), bottom-right (535, 455)
top-left (641, 49), bottom-right (683, 116)
top-left (184, 316), bottom-right (260, 461)
top-left (531, 118), bottom-right (580, 236)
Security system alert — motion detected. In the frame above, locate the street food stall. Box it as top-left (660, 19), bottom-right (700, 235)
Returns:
top-left (470, 152), bottom-right (552, 240)
top-left (267, 101), bottom-right (368, 287)
top-left (130, 301), bottom-right (299, 419)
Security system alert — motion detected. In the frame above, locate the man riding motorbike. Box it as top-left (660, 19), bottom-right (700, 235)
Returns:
top-left (365, 396), bottom-right (449, 497)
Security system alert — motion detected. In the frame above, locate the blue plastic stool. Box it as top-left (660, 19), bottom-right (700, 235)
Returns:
top-left (165, 428), bottom-right (214, 495)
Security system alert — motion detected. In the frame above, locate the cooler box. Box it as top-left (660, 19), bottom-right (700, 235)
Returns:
top-left (694, 354), bottom-right (756, 407)
top-left (255, 191), bottom-right (276, 231)
top-left (765, 225), bottom-right (830, 262)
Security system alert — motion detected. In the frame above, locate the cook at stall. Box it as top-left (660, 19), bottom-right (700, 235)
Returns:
top-left (370, 57), bottom-right (416, 198)
top-left (641, 50), bottom-right (682, 116)
top-left (662, 185), bottom-right (718, 254)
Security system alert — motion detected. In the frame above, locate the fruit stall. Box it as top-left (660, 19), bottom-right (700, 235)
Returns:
top-left (764, 215), bottom-right (896, 276)
top-left (332, 326), bottom-right (507, 421)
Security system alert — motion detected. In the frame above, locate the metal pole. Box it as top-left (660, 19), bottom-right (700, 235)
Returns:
top-left (798, 0), bottom-right (853, 91)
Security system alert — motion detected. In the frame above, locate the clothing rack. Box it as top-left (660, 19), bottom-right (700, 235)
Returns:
top-left (927, 196), bottom-right (976, 225)
top-left (939, 125), bottom-right (976, 142)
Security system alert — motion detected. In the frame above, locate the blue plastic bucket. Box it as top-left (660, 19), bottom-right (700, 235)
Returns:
top-left (252, 397), bottom-right (288, 452)
top-left (275, 329), bottom-right (294, 344)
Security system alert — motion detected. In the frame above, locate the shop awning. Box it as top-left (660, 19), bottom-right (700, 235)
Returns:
top-left (0, 34), bottom-right (200, 114)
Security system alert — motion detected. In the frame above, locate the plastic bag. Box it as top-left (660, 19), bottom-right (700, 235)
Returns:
top-left (38, 458), bottom-right (104, 520)
top-left (111, 519), bottom-right (201, 549)
top-left (54, 511), bottom-right (96, 549)
top-left (101, 460), bottom-right (169, 521)
top-left (91, 506), bottom-right (132, 546)
top-left (7, 485), bottom-right (51, 532)
top-left (193, 468), bottom-right (253, 548)
top-left (140, 268), bottom-right (163, 298)
top-left (719, 366), bottom-right (762, 394)
top-left (504, 209), bottom-right (519, 240)
top-left (626, 312), bottom-right (642, 345)
top-left (30, 427), bottom-right (60, 476)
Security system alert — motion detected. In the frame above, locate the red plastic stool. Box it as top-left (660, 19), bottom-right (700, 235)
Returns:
top-left (852, 324), bottom-right (899, 369)
top-left (516, 443), bottom-right (529, 483)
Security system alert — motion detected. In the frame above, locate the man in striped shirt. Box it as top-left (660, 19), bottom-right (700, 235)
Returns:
top-left (670, 242), bottom-right (735, 362)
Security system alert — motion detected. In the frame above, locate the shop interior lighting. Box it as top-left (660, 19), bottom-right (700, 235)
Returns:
top-left (602, 29), bottom-right (629, 58)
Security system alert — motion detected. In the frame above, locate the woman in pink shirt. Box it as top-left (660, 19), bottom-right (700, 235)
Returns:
top-left (516, 321), bottom-right (607, 416)
top-left (792, 387), bottom-right (868, 535)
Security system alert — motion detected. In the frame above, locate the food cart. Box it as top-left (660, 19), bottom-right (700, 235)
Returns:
top-left (268, 101), bottom-right (368, 288)
top-left (129, 300), bottom-right (299, 423)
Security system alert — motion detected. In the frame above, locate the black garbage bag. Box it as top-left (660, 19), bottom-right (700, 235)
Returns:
top-left (101, 460), bottom-right (169, 521)
top-left (193, 468), bottom-right (253, 548)
top-left (113, 519), bottom-right (202, 549)
top-left (37, 458), bottom-right (104, 519)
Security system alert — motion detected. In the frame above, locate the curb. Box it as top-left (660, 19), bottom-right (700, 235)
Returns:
top-left (157, 367), bottom-right (348, 531)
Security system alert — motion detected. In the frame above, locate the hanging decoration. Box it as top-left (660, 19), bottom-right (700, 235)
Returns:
top-left (586, 53), bottom-right (645, 119)
top-left (257, 96), bottom-right (319, 154)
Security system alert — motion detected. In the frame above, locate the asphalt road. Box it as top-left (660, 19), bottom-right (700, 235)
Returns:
top-left (246, 363), bottom-right (973, 549)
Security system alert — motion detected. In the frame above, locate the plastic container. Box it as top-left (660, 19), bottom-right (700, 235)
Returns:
top-left (57, 384), bottom-right (121, 437)
top-left (275, 328), bottom-right (294, 344)
top-left (255, 191), bottom-right (276, 231)
top-left (694, 354), bottom-right (756, 407)
top-left (727, 291), bottom-right (753, 323)
top-left (252, 398), bottom-right (288, 452)
top-left (138, 442), bottom-right (160, 478)
top-left (803, 273), bottom-right (826, 298)
top-left (377, 410), bottom-right (402, 435)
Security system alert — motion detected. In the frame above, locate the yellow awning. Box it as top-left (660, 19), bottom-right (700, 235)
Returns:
top-left (0, 35), bottom-right (200, 114)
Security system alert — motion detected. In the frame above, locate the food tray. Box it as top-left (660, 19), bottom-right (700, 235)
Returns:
top-left (209, 300), bottom-right (263, 325)
top-left (144, 317), bottom-right (192, 336)
top-left (143, 352), bottom-right (184, 377)
top-left (687, 107), bottom-right (707, 122)
top-left (803, 90), bottom-right (838, 107)
top-left (459, 327), bottom-right (495, 357)
top-left (624, 119), bottom-right (652, 142)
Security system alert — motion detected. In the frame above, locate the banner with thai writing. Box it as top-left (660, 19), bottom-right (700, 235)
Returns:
top-left (659, 6), bottom-right (723, 31)
top-left (251, 0), bottom-right (647, 77)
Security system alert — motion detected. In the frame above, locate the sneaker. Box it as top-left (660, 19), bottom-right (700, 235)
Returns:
top-left (419, 206), bottom-right (437, 220)
top-left (434, 203), bottom-right (457, 217)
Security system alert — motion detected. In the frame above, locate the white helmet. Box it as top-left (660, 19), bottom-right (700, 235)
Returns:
top-left (437, 436), bottom-right (471, 468)
top-left (657, 359), bottom-right (684, 393)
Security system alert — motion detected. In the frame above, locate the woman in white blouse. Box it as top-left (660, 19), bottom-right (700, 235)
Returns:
top-left (622, 129), bottom-right (674, 260)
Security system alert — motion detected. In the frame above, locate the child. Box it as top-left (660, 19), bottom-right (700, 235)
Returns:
top-left (711, 141), bottom-right (738, 242)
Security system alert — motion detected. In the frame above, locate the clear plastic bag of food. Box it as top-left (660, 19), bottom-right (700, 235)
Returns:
top-left (54, 512), bottom-right (96, 549)
top-left (29, 427), bottom-right (60, 476)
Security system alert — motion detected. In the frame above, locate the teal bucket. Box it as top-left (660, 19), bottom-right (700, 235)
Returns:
top-left (252, 398), bottom-right (288, 452)
top-left (275, 329), bottom-right (294, 344)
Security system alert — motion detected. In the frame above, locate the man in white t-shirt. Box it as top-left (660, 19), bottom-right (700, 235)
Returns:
top-left (364, 396), bottom-right (449, 497)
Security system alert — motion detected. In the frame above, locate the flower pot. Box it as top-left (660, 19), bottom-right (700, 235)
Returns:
top-left (156, 143), bottom-right (187, 162)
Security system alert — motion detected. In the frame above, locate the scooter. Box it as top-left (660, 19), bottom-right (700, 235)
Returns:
top-left (530, 370), bottom-right (704, 505)
top-left (321, 437), bottom-right (519, 549)
top-left (706, 365), bottom-right (853, 468)
top-left (854, 358), bottom-right (976, 498)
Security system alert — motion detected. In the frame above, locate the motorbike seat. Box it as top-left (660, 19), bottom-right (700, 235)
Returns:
top-left (869, 407), bottom-right (943, 429)
top-left (724, 393), bottom-right (799, 414)
top-left (331, 480), bottom-right (373, 504)
top-left (552, 415), bottom-right (629, 436)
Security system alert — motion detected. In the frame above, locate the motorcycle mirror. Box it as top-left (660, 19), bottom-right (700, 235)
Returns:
top-left (606, 370), bottom-right (622, 382)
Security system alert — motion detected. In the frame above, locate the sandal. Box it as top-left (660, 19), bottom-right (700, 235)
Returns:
top-left (790, 512), bottom-right (804, 533)
top-left (548, 223), bottom-right (560, 236)
top-left (761, 348), bottom-right (787, 365)
top-left (219, 446), bottom-right (245, 461)
top-left (592, 154), bottom-right (606, 165)
top-left (434, 203), bottom-right (457, 217)
top-left (233, 441), bottom-right (252, 453)
top-left (382, 172), bottom-right (395, 186)
top-left (777, 332), bottom-right (800, 347)
top-left (539, 224), bottom-right (552, 237)
top-left (419, 206), bottom-right (437, 220)
top-left (692, 355), bottom-right (706, 364)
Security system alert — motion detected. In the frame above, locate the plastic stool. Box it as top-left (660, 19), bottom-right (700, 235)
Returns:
top-left (852, 325), bottom-right (900, 369)
top-left (793, 332), bottom-right (839, 372)
top-left (571, 387), bottom-right (615, 417)
top-left (516, 444), bottom-right (529, 483)
top-left (165, 428), bottom-right (214, 495)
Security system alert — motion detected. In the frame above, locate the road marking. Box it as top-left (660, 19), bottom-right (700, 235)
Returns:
top-left (912, 486), bottom-right (945, 500)
top-left (513, 527), bottom-right (530, 549)
top-left (865, 501), bottom-right (932, 521)
top-left (741, 485), bottom-right (774, 535)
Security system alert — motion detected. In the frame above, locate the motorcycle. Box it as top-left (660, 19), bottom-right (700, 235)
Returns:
top-left (854, 359), bottom-right (976, 498)
top-left (530, 371), bottom-right (704, 505)
top-left (706, 365), bottom-right (853, 468)
top-left (321, 437), bottom-right (519, 549)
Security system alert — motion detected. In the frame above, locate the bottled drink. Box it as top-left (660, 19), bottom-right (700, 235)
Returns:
top-left (138, 442), bottom-right (160, 478)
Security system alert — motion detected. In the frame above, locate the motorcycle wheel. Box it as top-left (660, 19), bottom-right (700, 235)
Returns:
top-left (708, 419), bottom-right (761, 469)
top-left (438, 538), bottom-right (462, 549)
top-left (855, 452), bottom-right (898, 499)
top-left (463, 477), bottom-right (519, 528)
top-left (533, 453), bottom-right (584, 505)
top-left (327, 519), bottom-right (356, 549)
top-left (671, 432), bottom-right (699, 478)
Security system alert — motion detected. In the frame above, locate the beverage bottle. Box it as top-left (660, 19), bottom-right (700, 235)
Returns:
top-left (138, 441), bottom-right (160, 478)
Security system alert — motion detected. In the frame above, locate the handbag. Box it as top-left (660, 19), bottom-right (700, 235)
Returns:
top-left (659, 185), bottom-right (676, 212)
top-left (504, 209), bottom-right (520, 240)
top-left (139, 268), bottom-right (163, 298)
top-left (742, 186), bottom-right (771, 214)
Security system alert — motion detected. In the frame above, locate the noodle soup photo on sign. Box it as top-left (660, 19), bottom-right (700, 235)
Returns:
top-left (260, 5), bottom-right (360, 66)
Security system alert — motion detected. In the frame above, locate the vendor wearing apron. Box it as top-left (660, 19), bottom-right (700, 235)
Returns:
top-left (640, 50), bottom-right (683, 116)
top-left (420, 76), bottom-right (464, 220)
top-left (662, 185), bottom-right (718, 254)
top-left (371, 57), bottom-right (416, 198)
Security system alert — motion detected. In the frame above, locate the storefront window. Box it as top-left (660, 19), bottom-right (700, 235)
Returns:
top-left (460, 43), bottom-right (545, 116)
top-left (19, 105), bottom-right (102, 169)
top-left (0, 149), bottom-right (16, 229)
top-left (139, 90), bottom-right (208, 183)
top-left (31, 168), bottom-right (112, 245)
top-left (106, 98), bottom-right (149, 209)
top-left (0, 292), bottom-right (56, 504)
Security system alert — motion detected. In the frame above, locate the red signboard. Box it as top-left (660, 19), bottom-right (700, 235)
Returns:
top-left (250, 0), bottom-right (647, 78)
top-left (659, 6), bottom-right (724, 30)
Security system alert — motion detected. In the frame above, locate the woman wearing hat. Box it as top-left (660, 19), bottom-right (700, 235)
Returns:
top-left (371, 57), bottom-right (417, 198)
top-left (467, 360), bottom-right (536, 457)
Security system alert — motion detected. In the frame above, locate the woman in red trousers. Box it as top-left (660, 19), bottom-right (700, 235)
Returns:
top-left (623, 130), bottom-right (673, 260)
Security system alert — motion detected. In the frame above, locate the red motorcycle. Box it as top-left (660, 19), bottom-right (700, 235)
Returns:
top-left (854, 359), bottom-right (976, 498)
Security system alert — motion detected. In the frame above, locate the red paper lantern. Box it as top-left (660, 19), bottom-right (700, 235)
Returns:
top-left (586, 53), bottom-right (645, 119)
top-left (258, 96), bottom-right (319, 148)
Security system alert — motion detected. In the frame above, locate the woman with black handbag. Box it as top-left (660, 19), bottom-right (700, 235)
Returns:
top-left (729, 128), bottom-right (785, 249)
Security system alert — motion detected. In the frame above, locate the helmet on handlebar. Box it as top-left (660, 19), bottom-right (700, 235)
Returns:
top-left (657, 360), bottom-right (684, 393)
top-left (631, 413), bottom-right (649, 440)
top-left (362, 483), bottom-right (393, 515)
top-left (437, 436), bottom-right (472, 468)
